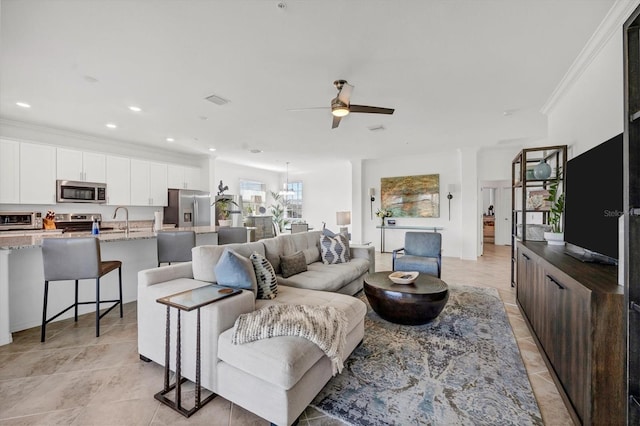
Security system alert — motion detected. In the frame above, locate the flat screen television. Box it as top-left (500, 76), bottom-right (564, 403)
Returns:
top-left (563, 133), bottom-right (623, 264)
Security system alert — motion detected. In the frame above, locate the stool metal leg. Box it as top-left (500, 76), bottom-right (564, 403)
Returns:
top-left (95, 278), bottom-right (100, 337)
top-left (41, 280), bottom-right (49, 342)
top-left (74, 280), bottom-right (79, 322)
top-left (118, 267), bottom-right (123, 318)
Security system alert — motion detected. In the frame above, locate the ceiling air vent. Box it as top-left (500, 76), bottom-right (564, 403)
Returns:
top-left (204, 93), bottom-right (230, 106)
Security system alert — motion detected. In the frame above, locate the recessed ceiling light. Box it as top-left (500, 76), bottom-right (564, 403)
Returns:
top-left (250, 149), bottom-right (263, 154)
top-left (209, 148), bottom-right (216, 152)
top-left (105, 123), bottom-right (117, 129)
top-left (83, 75), bottom-right (99, 83)
top-left (128, 106), bottom-right (142, 112)
top-left (16, 102), bottom-right (31, 108)
top-left (166, 137), bottom-right (175, 142)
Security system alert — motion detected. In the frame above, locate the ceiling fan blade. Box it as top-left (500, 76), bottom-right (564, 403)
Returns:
top-left (337, 83), bottom-right (354, 105)
top-left (350, 105), bottom-right (395, 115)
top-left (332, 115), bottom-right (342, 129)
top-left (287, 107), bottom-right (329, 112)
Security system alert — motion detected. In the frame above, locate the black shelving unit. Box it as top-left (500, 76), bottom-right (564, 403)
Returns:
top-left (624, 8), bottom-right (640, 424)
top-left (510, 145), bottom-right (567, 288)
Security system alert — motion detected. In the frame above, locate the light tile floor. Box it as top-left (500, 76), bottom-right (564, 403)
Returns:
top-left (0, 244), bottom-right (572, 425)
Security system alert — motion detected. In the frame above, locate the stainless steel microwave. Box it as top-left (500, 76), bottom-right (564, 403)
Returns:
top-left (56, 180), bottom-right (107, 203)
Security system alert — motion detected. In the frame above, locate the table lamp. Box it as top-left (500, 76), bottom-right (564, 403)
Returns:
top-left (336, 211), bottom-right (351, 237)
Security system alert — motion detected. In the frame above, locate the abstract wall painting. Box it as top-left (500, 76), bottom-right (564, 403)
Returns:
top-left (381, 174), bottom-right (440, 218)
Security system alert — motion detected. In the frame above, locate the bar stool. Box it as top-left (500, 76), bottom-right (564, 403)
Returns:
top-left (157, 231), bottom-right (196, 267)
top-left (41, 237), bottom-right (123, 342)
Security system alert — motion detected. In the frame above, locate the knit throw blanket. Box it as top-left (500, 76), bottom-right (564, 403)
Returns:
top-left (232, 304), bottom-right (348, 375)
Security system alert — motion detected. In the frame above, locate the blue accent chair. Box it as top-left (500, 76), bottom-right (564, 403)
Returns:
top-left (392, 232), bottom-right (442, 278)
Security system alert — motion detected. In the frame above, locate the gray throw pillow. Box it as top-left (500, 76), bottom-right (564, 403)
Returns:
top-left (280, 251), bottom-right (308, 278)
top-left (215, 248), bottom-right (258, 296)
top-left (249, 251), bottom-right (278, 300)
top-left (320, 234), bottom-right (350, 264)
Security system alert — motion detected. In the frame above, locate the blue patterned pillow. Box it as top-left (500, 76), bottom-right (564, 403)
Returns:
top-left (249, 252), bottom-right (278, 300)
top-left (320, 234), bottom-right (350, 264)
top-left (214, 248), bottom-right (258, 296)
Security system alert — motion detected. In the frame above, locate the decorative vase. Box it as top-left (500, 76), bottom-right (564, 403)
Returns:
top-left (381, 218), bottom-right (385, 226)
top-left (543, 231), bottom-right (565, 245)
top-left (218, 219), bottom-right (232, 227)
top-left (533, 159), bottom-right (552, 179)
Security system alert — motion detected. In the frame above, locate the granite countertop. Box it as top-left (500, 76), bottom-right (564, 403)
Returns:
top-left (0, 225), bottom-right (221, 250)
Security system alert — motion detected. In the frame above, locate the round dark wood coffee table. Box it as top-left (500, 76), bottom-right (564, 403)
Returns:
top-left (363, 271), bottom-right (449, 325)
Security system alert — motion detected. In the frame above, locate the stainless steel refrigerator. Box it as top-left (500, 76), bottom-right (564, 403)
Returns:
top-left (164, 189), bottom-right (211, 227)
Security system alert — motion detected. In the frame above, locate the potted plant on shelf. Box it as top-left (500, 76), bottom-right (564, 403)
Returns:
top-left (543, 173), bottom-right (565, 245)
top-left (213, 197), bottom-right (239, 227)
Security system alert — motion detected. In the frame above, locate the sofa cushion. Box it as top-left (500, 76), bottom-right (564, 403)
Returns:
top-left (320, 234), bottom-right (350, 264)
top-left (277, 258), bottom-right (369, 292)
top-left (193, 243), bottom-right (265, 283)
top-left (249, 252), bottom-right (278, 300)
top-left (219, 286), bottom-right (366, 390)
top-left (280, 251), bottom-right (308, 278)
top-left (262, 236), bottom-right (285, 274)
top-left (215, 248), bottom-right (258, 296)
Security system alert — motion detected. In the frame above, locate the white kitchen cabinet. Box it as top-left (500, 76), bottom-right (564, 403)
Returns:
top-left (20, 143), bottom-right (56, 204)
top-left (106, 155), bottom-right (130, 205)
top-left (56, 148), bottom-right (106, 182)
top-left (167, 164), bottom-right (202, 190)
top-left (0, 139), bottom-right (20, 204)
top-left (130, 159), bottom-right (167, 206)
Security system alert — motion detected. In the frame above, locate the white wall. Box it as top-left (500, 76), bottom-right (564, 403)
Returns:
top-left (547, 31), bottom-right (624, 156)
top-left (362, 152), bottom-right (463, 258)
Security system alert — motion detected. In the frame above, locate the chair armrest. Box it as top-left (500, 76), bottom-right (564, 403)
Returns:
top-left (351, 245), bottom-right (376, 274)
top-left (138, 262), bottom-right (194, 288)
top-left (392, 247), bottom-right (405, 270)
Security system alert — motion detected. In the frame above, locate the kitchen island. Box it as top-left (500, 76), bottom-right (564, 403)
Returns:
top-left (0, 226), bottom-right (220, 345)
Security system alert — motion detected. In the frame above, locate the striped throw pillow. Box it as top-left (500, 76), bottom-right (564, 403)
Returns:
top-left (320, 234), bottom-right (350, 264)
top-left (249, 252), bottom-right (278, 300)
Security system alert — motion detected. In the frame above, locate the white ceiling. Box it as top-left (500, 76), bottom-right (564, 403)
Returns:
top-left (0, 0), bottom-right (616, 173)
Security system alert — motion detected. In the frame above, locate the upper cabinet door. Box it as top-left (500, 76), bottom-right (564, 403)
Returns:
top-left (56, 148), bottom-right (84, 181)
top-left (83, 152), bottom-right (106, 183)
top-left (167, 164), bottom-right (202, 190)
top-left (167, 164), bottom-right (185, 189)
top-left (106, 155), bottom-right (130, 205)
top-left (56, 148), bottom-right (106, 182)
top-left (184, 166), bottom-right (202, 190)
top-left (130, 159), bottom-right (151, 206)
top-left (20, 143), bottom-right (56, 204)
top-left (0, 139), bottom-right (20, 204)
top-left (149, 162), bottom-right (168, 206)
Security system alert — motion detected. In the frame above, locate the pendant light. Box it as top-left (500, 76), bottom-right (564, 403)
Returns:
top-left (279, 162), bottom-right (295, 196)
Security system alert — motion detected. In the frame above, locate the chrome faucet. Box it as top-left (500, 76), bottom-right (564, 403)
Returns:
top-left (112, 206), bottom-right (129, 235)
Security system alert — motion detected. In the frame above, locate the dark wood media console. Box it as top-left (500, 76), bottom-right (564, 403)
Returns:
top-left (516, 241), bottom-right (624, 425)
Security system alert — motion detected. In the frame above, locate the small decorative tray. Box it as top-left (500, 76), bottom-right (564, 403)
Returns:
top-left (388, 271), bottom-right (419, 284)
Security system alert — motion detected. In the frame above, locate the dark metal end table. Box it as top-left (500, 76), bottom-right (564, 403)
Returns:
top-left (155, 284), bottom-right (241, 417)
top-left (363, 271), bottom-right (449, 325)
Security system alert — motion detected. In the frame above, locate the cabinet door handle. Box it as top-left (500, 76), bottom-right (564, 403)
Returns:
top-left (547, 274), bottom-right (565, 290)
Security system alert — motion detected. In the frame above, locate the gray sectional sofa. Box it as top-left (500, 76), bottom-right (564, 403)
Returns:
top-left (137, 230), bottom-right (374, 425)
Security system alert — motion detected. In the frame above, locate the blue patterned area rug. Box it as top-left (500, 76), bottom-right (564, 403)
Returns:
top-left (310, 285), bottom-right (543, 426)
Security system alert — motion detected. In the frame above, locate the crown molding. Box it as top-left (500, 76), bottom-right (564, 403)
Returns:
top-left (0, 117), bottom-right (206, 163)
top-left (541, 0), bottom-right (640, 115)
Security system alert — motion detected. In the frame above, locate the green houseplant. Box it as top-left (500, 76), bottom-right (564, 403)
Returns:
top-left (543, 171), bottom-right (565, 245)
top-left (213, 197), bottom-right (239, 226)
top-left (269, 190), bottom-right (290, 233)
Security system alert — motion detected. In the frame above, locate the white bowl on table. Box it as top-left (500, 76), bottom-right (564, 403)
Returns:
top-left (388, 271), bottom-right (419, 284)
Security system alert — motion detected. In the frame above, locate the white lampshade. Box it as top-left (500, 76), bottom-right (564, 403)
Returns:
top-left (336, 211), bottom-right (351, 226)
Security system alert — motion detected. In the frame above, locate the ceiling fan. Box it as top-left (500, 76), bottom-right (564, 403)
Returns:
top-left (292, 80), bottom-right (395, 129)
